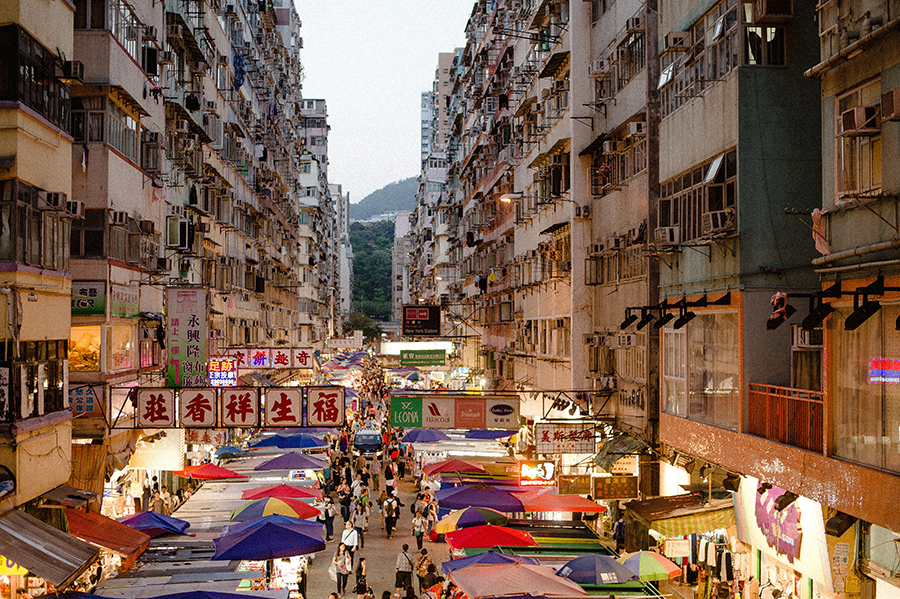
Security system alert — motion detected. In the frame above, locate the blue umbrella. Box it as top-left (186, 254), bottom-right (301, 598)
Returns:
top-left (222, 513), bottom-right (322, 536)
top-left (212, 515), bottom-right (325, 560)
top-left (442, 551), bottom-right (538, 574)
top-left (117, 511), bottom-right (191, 538)
top-left (249, 434), bottom-right (287, 448)
top-left (254, 452), bottom-right (329, 471)
top-left (556, 554), bottom-right (636, 585)
top-left (402, 429), bottom-right (451, 443)
top-left (214, 445), bottom-right (241, 456)
top-left (464, 430), bottom-right (517, 439)
top-left (275, 434), bottom-right (326, 449)
top-left (147, 593), bottom-right (279, 599)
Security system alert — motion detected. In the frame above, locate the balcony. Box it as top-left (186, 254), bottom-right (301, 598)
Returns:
top-left (748, 383), bottom-right (823, 453)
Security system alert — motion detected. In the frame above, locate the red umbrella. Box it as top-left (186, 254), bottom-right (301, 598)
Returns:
top-left (241, 484), bottom-right (322, 501)
top-left (445, 524), bottom-right (539, 549)
top-left (173, 463), bottom-right (248, 480)
top-left (521, 491), bottom-right (606, 513)
top-left (422, 458), bottom-right (487, 477)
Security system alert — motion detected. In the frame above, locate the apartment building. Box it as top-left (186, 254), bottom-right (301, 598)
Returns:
top-left (392, 212), bottom-right (413, 322)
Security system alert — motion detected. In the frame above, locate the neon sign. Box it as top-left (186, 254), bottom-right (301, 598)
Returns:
top-left (868, 358), bottom-right (900, 384)
top-left (519, 460), bottom-right (557, 487)
top-left (209, 357), bottom-right (238, 387)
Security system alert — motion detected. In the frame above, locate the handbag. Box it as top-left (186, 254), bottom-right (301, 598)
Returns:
top-left (328, 561), bottom-right (338, 582)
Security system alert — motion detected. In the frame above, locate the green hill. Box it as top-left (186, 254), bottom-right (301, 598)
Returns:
top-left (350, 177), bottom-right (418, 221)
top-left (350, 220), bottom-right (394, 321)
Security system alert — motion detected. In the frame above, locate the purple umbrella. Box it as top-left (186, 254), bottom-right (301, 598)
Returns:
top-left (556, 554), bottom-right (637, 585)
top-left (117, 511), bottom-right (191, 538)
top-left (442, 551), bottom-right (538, 574)
top-left (212, 515), bottom-right (325, 560)
top-left (253, 451), bottom-right (329, 471)
top-left (402, 429), bottom-right (451, 443)
top-left (464, 430), bottom-right (517, 440)
top-left (435, 483), bottom-right (525, 512)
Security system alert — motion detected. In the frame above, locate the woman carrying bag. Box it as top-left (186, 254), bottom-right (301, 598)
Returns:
top-left (354, 557), bottom-right (369, 599)
top-left (331, 543), bottom-right (352, 595)
top-left (411, 510), bottom-right (428, 550)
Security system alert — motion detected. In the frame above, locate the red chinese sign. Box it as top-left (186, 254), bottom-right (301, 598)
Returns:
top-left (186, 429), bottom-right (227, 445)
top-left (180, 389), bottom-right (217, 427)
top-left (307, 386), bottom-right (345, 426)
top-left (292, 348), bottom-right (314, 368)
top-left (137, 388), bottom-right (176, 427)
top-left (220, 388), bottom-right (260, 426)
top-left (264, 389), bottom-right (302, 426)
top-left (272, 349), bottom-right (291, 369)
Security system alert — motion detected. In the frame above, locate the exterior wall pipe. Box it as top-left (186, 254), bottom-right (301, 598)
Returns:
top-left (804, 15), bottom-right (900, 78)
top-left (810, 238), bottom-right (900, 266)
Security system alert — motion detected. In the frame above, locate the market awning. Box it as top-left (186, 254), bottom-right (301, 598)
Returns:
top-left (0, 508), bottom-right (99, 587)
top-left (626, 494), bottom-right (735, 537)
top-left (65, 509), bottom-right (151, 561)
top-left (40, 484), bottom-right (97, 508)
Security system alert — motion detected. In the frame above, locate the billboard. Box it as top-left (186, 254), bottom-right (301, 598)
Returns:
top-left (389, 394), bottom-right (519, 429)
top-left (166, 287), bottom-right (209, 387)
top-left (402, 305), bottom-right (441, 336)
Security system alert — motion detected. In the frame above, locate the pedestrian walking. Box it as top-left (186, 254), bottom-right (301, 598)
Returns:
top-left (394, 544), bottom-right (414, 598)
top-left (384, 492), bottom-right (399, 538)
top-left (341, 521), bottom-right (360, 565)
top-left (332, 543), bottom-right (352, 595)
top-left (613, 515), bottom-right (626, 553)
top-left (425, 500), bottom-right (437, 537)
top-left (353, 503), bottom-right (367, 548)
top-left (415, 548), bottom-right (433, 593)
top-left (339, 482), bottom-right (353, 522)
top-left (411, 510), bottom-right (427, 550)
top-left (422, 563), bottom-right (440, 592)
top-left (370, 456), bottom-right (381, 491)
top-left (149, 490), bottom-right (168, 515)
top-left (354, 557), bottom-right (368, 599)
top-left (324, 495), bottom-right (337, 540)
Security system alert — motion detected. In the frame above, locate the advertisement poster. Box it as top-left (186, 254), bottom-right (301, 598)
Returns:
top-left (390, 394), bottom-right (519, 429)
top-left (72, 281), bottom-right (106, 315)
top-left (110, 284), bottom-right (140, 318)
top-left (166, 287), bottom-right (208, 387)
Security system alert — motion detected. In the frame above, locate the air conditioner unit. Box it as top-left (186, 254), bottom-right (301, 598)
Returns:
top-left (109, 210), bottom-right (129, 226)
top-left (583, 333), bottom-right (599, 345)
top-left (209, 328), bottom-right (223, 339)
top-left (158, 50), bottom-right (175, 65)
top-left (532, 102), bottom-right (543, 113)
top-left (66, 200), bottom-right (85, 218)
top-left (155, 256), bottom-right (171, 271)
top-left (840, 105), bottom-right (880, 136)
top-left (141, 130), bottom-right (160, 144)
top-left (169, 204), bottom-right (185, 217)
top-left (143, 25), bottom-right (157, 41)
top-left (602, 140), bottom-right (621, 154)
top-left (550, 153), bottom-right (564, 165)
top-left (588, 58), bottom-right (611, 78)
top-left (616, 333), bottom-right (636, 348)
top-left (882, 88), bottom-right (900, 121)
top-left (702, 210), bottom-right (736, 234)
top-left (225, 3), bottom-right (236, 14)
top-left (627, 121), bottom-right (646, 137)
top-left (626, 15), bottom-right (645, 32)
top-left (61, 60), bottom-right (85, 84)
top-left (606, 236), bottom-right (624, 250)
top-left (44, 192), bottom-right (66, 209)
top-left (655, 226), bottom-right (680, 246)
top-left (589, 242), bottom-right (605, 255)
top-left (196, 222), bottom-right (210, 232)
top-left (755, 0), bottom-right (793, 22)
top-left (792, 325), bottom-right (823, 348)
top-left (167, 24), bottom-right (183, 39)
top-left (204, 100), bottom-right (217, 111)
top-left (172, 119), bottom-right (190, 133)
top-left (139, 220), bottom-right (155, 235)
top-left (553, 79), bottom-right (569, 92)
top-left (580, 205), bottom-right (592, 218)
top-left (664, 31), bottom-right (691, 52)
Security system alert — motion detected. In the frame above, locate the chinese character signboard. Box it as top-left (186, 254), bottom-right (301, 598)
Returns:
top-left (186, 429), bottom-right (227, 445)
top-left (72, 281), bottom-right (106, 315)
top-left (137, 388), bottom-right (176, 427)
top-left (271, 348), bottom-right (291, 368)
top-left (402, 305), bottom-right (441, 336)
top-left (535, 422), bottom-right (596, 454)
top-left (249, 348), bottom-right (271, 368)
top-left (519, 460), bottom-right (557, 487)
top-left (220, 388), bottom-right (259, 427)
top-left (180, 389), bottom-right (216, 427)
top-left (390, 394), bottom-right (519, 429)
top-left (166, 288), bottom-right (209, 387)
top-left (227, 348), bottom-right (251, 369)
top-left (593, 475), bottom-right (639, 500)
top-left (400, 350), bottom-right (446, 367)
top-left (608, 455), bottom-right (639, 475)
top-left (110, 284), bottom-right (140, 318)
top-left (69, 385), bottom-right (103, 417)
top-left (664, 539), bottom-right (691, 558)
top-left (293, 348), bottom-right (314, 368)
top-left (265, 388), bottom-right (302, 426)
top-left (307, 386), bottom-right (345, 426)
top-left (208, 357), bottom-right (238, 387)
top-left (559, 474), bottom-right (592, 495)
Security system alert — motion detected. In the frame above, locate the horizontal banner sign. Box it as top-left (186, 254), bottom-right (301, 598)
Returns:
top-left (535, 422), bottom-right (596, 454)
top-left (400, 349), bottom-right (446, 367)
top-left (389, 393), bottom-right (518, 429)
top-left (226, 347), bottom-right (315, 369)
top-left (134, 386), bottom-right (345, 428)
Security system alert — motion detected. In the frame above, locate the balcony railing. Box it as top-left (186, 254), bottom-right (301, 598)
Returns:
top-left (748, 383), bottom-right (824, 453)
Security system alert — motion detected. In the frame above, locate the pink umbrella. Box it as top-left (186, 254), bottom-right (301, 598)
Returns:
top-left (448, 563), bottom-right (589, 598)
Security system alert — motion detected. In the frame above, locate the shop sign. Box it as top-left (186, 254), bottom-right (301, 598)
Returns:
top-left (400, 349), bottom-right (446, 367)
top-left (832, 542), bottom-right (850, 592)
top-left (868, 358), bottom-right (900, 384)
top-left (609, 455), bottom-right (639, 475)
top-left (186, 429), bottom-right (227, 445)
top-left (248, 348), bottom-right (271, 368)
top-left (593, 475), bottom-right (638, 500)
top-left (402, 305), bottom-right (441, 336)
top-left (390, 394), bottom-right (519, 429)
top-left (179, 389), bottom-right (217, 427)
top-left (755, 481), bottom-right (802, 563)
top-left (271, 348), bottom-right (292, 368)
top-left (307, 386), bottom-right (345, 426)
top-left (559, 474), bottom-right (592, 495)
top-left (486, 397), bottom-right (518, 428)
top-left (390, 396), bottom-right (423, 428)
top-left (292, 348), bottom-right (314, 368)
top-left (455, 398), bottom-right (486, 428)
top-left (224, 347), bottom-right (315, 369)
top-left (422, 396), bottom-right (454, 428)
top-left (0, 556), bottom-right (27, 575)
top-left (209, 357), bottom-right (238, 387)
top-left (166, 287), bottom-right (208, 387)
top-left (137, 388), bottom-right (176, 427)
top-left (535, 422), bottom-right (595, 454)
top-left (519, 460), bottom-right (557, 487)
top-left (329, 338), bottom-right (359, 349)
top-left (110, 284), bottom-right (140, 318)
top-left (664, 539), bottom-right (691, 558)
top-left (265, 388), bottom-right (303, 426)
top-left (72, 281), bottom-right (106, 315)
top-left (221, 387), bottom-right (260, 426)
top-left (69, 385), bottom-right (103, 417)
top-left (227, 348), bottom-right (252, 369)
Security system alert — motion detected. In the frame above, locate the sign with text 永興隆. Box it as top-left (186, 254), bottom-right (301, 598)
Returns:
top-left (166, 287), bottom-right (208, 387)
top-left (400, 349), bottom-right (446, 367)
top-left (265, 388), bottom-right (303, 426)
top-left (307, 386), bottom-right (345, 427)
top-left (535, 422), bottom-right (596, 454)
top-left (72, 281), bottom-right (106, 315)
top-left (110, 284), bottom-right (140, 318)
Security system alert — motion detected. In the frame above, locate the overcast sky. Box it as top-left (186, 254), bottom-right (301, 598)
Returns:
top-left (295, 1), bottom-right (475, 203)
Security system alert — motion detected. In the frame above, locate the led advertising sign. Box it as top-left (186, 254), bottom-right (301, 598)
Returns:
top-left (519, 460), bottom-right (557, 487)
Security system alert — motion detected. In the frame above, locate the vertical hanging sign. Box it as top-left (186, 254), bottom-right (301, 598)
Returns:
top-left (307, 386), bottom-right (345, 427)
top-left (167, 288), bottom-right (209, 387)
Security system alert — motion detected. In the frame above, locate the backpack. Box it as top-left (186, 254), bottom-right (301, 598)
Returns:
top-left (385, 500), bottom-right (395, 518)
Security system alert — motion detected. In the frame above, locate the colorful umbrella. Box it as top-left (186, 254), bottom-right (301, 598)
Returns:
top-left (230, 497), bottom-right (320, 521)
top-left (434, 507), bottom-right (508, 534)
top-left (423, 459), bottom-right (487, 477)
top-left (556, 554), bottom-right (636, 585)
top-left (402, 429), bottom-right (451, 443)
top-left (222, 513), bottom-right (323, 537)
top-left (521, 491), bottom-right (606, 513)
top-left (448, 563), bottom-right (588, 598)
top-left (441, 551), bottom-right (538, 574)
top-left (617, 551), bottom-right (681, 581)
top-left (212, 516), bottom-right (325, 560)
top-left (241, 484), bottom-right (322, 501)
top-left (445, 524), bottom-right (539, 549)
top-left (253, 452), bottom-right (329, 471)
top-left (464, 430), bottom-right (517, 439)
top-left (145, 593), bottom-right (277, 599)
top-left (214, 445), bottom-right (242, 457)
top-left (436, 483), bottom-right (524, 512)
top-left (117, 511), bottom-right (191, 538)
top-left (172, 463), bottom-right (247, 480)
top-left (249, 434), bottom-right (326, 449)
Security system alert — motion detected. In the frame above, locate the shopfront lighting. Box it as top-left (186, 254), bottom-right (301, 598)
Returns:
top-left (673, 309), bottom-right (696, 330)
top-left (636, 309), bottom-right (655, 330)
top-left (802, 300), bottom-right (834, 330)
top-left (654, 311), bottom-right (675, 329)
top-left (620, 309), bottom-right (638, 329)
top-left (758, 481), bottom-right (773, 494)
top-left (845, 298), bottom-right (881, 331)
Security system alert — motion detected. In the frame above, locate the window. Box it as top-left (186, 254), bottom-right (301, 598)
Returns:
top-left (617, 33), bottom-right (646, 87)
top-left (71, 208), bottom-right (106, 257)
top-left (4, 340), bottom-right (68, 421)
top-left (661, 312), bottom-right (740, 430)
top-left (0, 180), bottom-right (70, 270)
top-left (837, 81), bottom-right (882, 199)
top-left (107, 100), bottom-right (138, 160)
top-left (70, 326), bottom-right (101, 372)
top-left (659, 150), bottom-right (736, 243)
